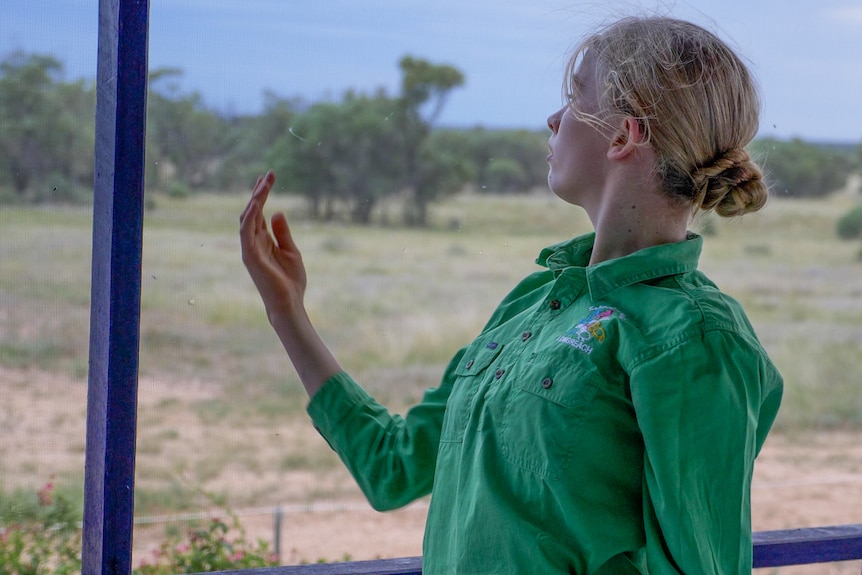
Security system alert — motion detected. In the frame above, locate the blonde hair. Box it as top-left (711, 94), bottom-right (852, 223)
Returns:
top-left (565, 17), bottom-right (767, 217)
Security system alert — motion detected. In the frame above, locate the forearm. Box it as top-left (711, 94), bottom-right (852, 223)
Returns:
top-left (267, 302), bottom-right (342, 399)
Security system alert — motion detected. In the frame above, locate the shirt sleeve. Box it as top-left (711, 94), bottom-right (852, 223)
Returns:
top-left (629, 328), bottom-right (782, 574)
top-left (306, 349), bottom-right (464, 511)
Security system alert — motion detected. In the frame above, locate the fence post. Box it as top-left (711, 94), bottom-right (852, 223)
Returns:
top-left (274, 506), bottom-right (284, 563)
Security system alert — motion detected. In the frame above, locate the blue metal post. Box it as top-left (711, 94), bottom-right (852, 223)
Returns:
top-left (82, 0), bottom-right (149, 574)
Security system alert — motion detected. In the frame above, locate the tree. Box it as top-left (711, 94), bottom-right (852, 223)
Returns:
top-left (0, 52), bottom-right (95, 201)
top-left (146, 68), bottom-right (231, 191)
top-left (423, 128), bottom-right (548, 194)
top-left (749, 138), bottom-right (855, 198)
top-left (211, 92), bottom-right (302, 191)
top-left (267, 100), bottom-right (343, 220)
top-left (398, 56), bottom-right (465, 125)
top-left (403, 139), bottom-right (471, 226)
top-left (484, 158), bottom-right (529, 193)
top-left (268, 91), bottom-right (410, 223)
top-left (53, 79), bottom-right (97, 196)
top-left (396, 56), bottom-right (465, 226)
top-left (266, 56), bottom-right (465, 226)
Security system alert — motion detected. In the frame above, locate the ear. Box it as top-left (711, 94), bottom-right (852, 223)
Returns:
top-left (607, 116), bottom-right (647, 161)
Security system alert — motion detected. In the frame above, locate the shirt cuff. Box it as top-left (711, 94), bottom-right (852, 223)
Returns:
top-left (306, 371), bottom-right (371, 441)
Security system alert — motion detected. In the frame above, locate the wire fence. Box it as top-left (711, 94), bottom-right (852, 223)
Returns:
top-left (133, 499), bottom-right (430, 563)
top-left (123, 472), bottom-right (862, 565)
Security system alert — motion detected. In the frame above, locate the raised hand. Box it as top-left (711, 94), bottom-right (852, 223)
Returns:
top-left (239, 171), bottom-right (340, 396)
top-left (240, 171), bottom-right (307, 319)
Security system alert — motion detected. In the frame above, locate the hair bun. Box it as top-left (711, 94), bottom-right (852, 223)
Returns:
top-left (693, 148), bottom-right (768, 217)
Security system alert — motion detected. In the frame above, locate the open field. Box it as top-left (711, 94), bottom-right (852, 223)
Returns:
top-left (1, 190), bottom-right (861, 571)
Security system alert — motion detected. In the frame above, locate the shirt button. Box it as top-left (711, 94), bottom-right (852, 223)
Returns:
top-left (521, 331), bottom-right (532, 342)
top-left (541, 377), bottom-right (553, 389)
top-left (549, 299), bottom-right (561, 310)
top-left (494, 368), bottom-right (505, 379)
top-left (465, 359), bottom-right (475, 369)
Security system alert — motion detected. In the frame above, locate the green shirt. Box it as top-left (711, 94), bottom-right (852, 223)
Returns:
top-left (307, 232), bottom-right (783, 574)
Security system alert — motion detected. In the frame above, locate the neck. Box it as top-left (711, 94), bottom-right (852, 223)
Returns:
top-left (587, 182), bottom-right (691, 265)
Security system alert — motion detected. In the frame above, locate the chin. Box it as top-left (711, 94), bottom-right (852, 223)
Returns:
top-left (548, 181), bottom-right (573, 204)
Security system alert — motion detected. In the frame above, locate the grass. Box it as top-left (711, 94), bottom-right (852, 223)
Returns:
top-left (1, 190), bottom-right (861, 520)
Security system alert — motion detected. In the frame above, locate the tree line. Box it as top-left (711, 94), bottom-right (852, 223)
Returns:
top-left (1, 51), bottom-right (860, 225)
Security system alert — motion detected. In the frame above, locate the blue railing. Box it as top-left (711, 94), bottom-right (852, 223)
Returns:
top-left (752, 523), bottom-right (862, 568)
top-left (192, 523), bottom-right (862, 574)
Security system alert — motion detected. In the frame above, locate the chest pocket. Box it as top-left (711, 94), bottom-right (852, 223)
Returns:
top-left (439, 339), bottom-right (505, 443)
top-left (499, 352), bottom-right (601, 480)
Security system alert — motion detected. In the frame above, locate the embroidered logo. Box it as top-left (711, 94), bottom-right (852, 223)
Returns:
top-left (556, 306), bottom-right (624, 355)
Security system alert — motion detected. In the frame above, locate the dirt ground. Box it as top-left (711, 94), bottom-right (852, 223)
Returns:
top-left (2, 367), bottom-right (861, 573)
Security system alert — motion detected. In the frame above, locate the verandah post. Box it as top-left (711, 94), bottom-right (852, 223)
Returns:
top-left (82, 0), bottom-right (150, 573)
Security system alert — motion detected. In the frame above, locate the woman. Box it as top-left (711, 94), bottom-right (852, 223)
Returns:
top-left (240, 16), bottom-right (783, 575)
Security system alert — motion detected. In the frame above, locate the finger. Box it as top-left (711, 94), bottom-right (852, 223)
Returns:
top-left (255, 171), bottom-right (276, 198)
top-left (240, 171), bottom-right (276, 224)
top-left (241, 176), bottom-right (262, 217)
top-left (240, 174), bottom-right (268, 223)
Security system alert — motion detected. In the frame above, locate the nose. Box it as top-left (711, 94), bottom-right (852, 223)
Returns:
top-left (547, 106), bottom-right (564, 134)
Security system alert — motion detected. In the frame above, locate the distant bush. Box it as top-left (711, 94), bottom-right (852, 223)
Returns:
top-left (40, 174), bottom-right (92, 205)
top-left (836, 204), bottom-right (862, 240)
top-left (750, 138), bottom-right (856, 198)
top-left (167, 180), bottom-right (193, 199)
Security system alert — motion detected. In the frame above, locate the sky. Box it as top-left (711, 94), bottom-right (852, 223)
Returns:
top-left (2, 0), bottom-right (861, 143)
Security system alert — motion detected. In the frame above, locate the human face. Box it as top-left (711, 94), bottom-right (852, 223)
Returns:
top-left (546, 51), bottom-right (610, 209)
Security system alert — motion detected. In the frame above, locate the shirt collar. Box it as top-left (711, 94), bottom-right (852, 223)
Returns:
top-left (536, 231), bottom-right (703, 299)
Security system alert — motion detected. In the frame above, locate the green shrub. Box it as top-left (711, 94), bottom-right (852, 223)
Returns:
top-left (0, 482), bottom-right (277, 575)
top-left (836, 204), bottom-right (862, 240)
top-left (133, 511), bottom-right (277, 575)
top-left (0, 481), bottom-right (82, 575)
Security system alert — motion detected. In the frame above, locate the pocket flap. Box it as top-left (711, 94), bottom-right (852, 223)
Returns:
top-left (454, 339), bottom-right (505, 376)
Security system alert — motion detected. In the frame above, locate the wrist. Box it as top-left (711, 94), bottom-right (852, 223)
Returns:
top-left (265, 295), bottom-right (307, 330)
